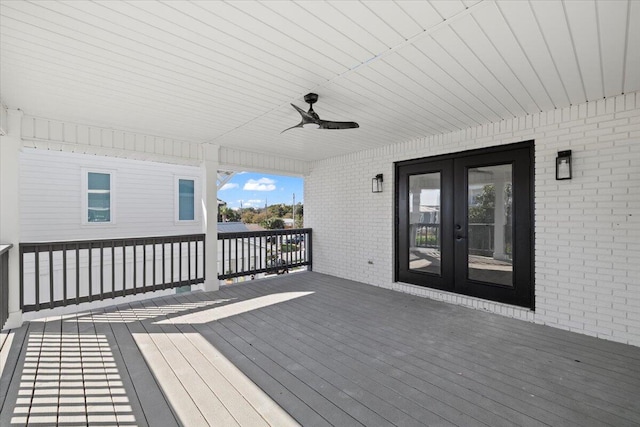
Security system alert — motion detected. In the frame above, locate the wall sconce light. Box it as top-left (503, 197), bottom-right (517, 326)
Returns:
top-left (372, 174), bottom-right (383, 193)
top-left (556, 150), bottom-right (572, 180)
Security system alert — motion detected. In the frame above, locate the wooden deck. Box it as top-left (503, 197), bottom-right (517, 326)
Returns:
top-left (1, 272), bottom-right (640, 426)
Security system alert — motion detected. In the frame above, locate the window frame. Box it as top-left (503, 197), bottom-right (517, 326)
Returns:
top-left (81, 168), bottom-right (116, 226)
top-left (175, 175), bottom-right (199, 224)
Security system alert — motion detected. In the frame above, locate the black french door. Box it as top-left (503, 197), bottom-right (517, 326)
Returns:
top-left (396, 141), bottom-right (534, 309)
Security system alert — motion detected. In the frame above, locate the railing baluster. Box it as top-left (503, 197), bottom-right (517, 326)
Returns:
top-left (49, 245), bottom-right (54, 309)
top-left (241, 235), bottom-right (245, 275)
top-left (143, 240), bottom-right (147, 291)
top-left (62, 245), bottom-right (67, 305)
top-left (75, 243), bottom-right (80, 305)
top-left (171, 241), bottom-right (174, 287)
top-left (122, 242), bottom-right (126, 297)
top-left (308, 230), bottom-right (313, 271)
top-left (188, 236), bottom-right (192, 284)
top-left (100, 241), bottom-right (104, 300)
top-left (222, 238), bottom-right (226, 279)
top-left (133, 240), bottom-right (137, 294)
top-left (88, 242), bottom-right (93, 302)
top-left (194, 236), bottom-right (198, 284)
top-left (252, 235), bottom-right (256, 275)
top-left (162, 240), bottom-right (166, 290)
top-left (111, 241), bottom-right (115, 299)
top-left (153, 240), bottom-right (157, 291)
top-left (34, 246), bottom-right (40, 311)
top-left (179, 239), bottom-right (183, 287)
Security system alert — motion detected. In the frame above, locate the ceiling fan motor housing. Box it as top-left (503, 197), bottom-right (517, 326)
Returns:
top-left (304, 93), bottom-right (318, 105)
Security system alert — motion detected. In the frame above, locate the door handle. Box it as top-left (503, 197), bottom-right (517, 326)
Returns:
top-left (456, 235), bottom-right (466, 241)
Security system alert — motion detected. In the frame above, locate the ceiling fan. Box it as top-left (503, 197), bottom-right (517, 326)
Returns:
top-left (281, 93), bottom-right (359, 133)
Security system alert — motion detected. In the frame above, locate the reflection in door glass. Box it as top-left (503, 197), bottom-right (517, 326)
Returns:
top-left (409, 173), bottom-right (441, 275)
top-left (467, 164), bottom-right (513, 286)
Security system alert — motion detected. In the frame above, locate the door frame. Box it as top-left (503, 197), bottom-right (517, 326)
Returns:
top-left (394, 140), bottom-right (535, 309)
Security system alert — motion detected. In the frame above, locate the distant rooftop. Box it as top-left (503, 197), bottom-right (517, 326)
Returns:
top-left (217, 222), bottom-right (265, 233)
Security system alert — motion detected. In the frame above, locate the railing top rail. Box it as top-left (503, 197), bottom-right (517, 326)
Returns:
top-left (20, 234), bottom-right (205, 251)
top-left (218, 228), bottom-right (311, 239)
top-left (0, 244), bottom-right (13, 256)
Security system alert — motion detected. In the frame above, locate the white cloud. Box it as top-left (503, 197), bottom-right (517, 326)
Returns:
top-left (244, 178), bottom-right (276, 192)
top-left (242, 199), bottom-right (263, 207)
top-left (220, 183), bottom-right (239, 191)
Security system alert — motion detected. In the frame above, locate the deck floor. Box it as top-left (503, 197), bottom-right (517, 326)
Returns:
top-left (1, 271), bottom-right (640, 426)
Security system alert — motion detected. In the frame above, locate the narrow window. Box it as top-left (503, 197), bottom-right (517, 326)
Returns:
top-left (178, 178), bottom-right (195, 221)
top-left (87, 172), bottom-right (112, 223)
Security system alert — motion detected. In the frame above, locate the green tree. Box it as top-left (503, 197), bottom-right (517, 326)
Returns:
top-left (261, 217), bottom-right (285, 229)
top-left (468, 184), bottom-right (512, 224)
top-left (468, 185), bottom-right (495, 223)
top-left (267, 204), bottom-right (288, 218)
top-left (294, 203), bottom-right (304, 227)
top-left (241, 209), bottom-right (257, 224)
top-left (219, 206), bottom-right (240, 222)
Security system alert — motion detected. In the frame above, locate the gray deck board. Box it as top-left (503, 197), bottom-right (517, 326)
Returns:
top-left (1, 271), bottom-right (639, 426)
top-left (90, 308), bottom-right (151, 427)
top-left (219, 279), bottom-right (539, 427)
top-left (147, 293), bottom-right (297, 427)
top-left (0, 323), bottom-right (28, 417)
top-left (219, 283), bottom-right (588, 427)
top-left (104, 306), bottom-right (178, 427)
top-left (1, 322), bottom-right (34, 427)
top-left (309, 276), bottom-right (640, 425)
top-left (122, 300), bottom-right (210, 426)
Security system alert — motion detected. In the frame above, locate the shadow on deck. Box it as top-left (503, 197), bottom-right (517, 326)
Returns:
top-left (2, 271), bottom-right (639, 426)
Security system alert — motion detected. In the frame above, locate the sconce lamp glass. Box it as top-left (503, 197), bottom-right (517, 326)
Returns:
top-left (372, 174), bottom-right (383, 193)
top-left (556, 150), bottom-right (572, 180)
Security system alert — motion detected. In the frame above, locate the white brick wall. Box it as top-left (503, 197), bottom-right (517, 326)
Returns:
top-left (306, 92), bottom-right (640, 347)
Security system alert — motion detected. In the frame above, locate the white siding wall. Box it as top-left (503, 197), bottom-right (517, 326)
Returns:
top-left (306, 92), bottom-right (640, 347)
top-left (20, 148), bottom-right (203, 241)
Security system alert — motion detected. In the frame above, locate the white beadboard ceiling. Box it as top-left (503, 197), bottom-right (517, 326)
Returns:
top-left (1, 0), bottom-right (638, 162)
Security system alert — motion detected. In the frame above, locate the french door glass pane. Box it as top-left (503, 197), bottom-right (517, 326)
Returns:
top-left (467, 164), bottom-right (513, 286)
top-left (409, 173), bottom-right (441, 275)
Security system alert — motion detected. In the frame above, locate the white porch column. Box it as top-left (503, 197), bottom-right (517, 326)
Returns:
top-left (0, 108), bottom-right (24, 329)
top-left (202, 144), bottom-right (219, 292)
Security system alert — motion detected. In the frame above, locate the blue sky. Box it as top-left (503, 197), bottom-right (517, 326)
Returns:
top-left (218, 172), bottom-right (303, 209)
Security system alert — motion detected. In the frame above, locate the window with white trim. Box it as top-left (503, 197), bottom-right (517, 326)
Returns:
top-left (83, 170), bottom-right (114, 224)
top-left (177, 178), bottom-right (195, 221)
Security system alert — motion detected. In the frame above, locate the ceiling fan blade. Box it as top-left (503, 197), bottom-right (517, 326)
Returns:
top-left (283, 95), bottom-right (359, 132)
top-left (280, 121), bottom-right (304, 134)
top-left (291, 103), bottom-right (317, 122)
top-left (318, 120), bottom-right (359, 130)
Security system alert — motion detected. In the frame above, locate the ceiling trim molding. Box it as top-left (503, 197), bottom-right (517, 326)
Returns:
top-left (20, 115), bottom-right (202, 165)
top-left (219, 146), bottom-right (309, 176)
